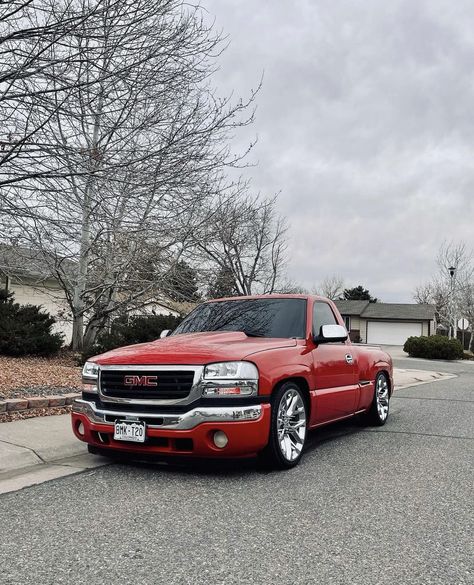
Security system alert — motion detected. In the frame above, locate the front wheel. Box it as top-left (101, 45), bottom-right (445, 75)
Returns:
top-left (259, 382), bottom-right (307, 469)
top-left (364, 372), bottom-right (390, 426)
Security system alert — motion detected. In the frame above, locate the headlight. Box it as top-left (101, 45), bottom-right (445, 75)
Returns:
top-left (82, 361), bottom-right (99, 380)
top-left (202, 361), bottom-right (258, 397)
top-left (204, 361), bottom-right (258, 379)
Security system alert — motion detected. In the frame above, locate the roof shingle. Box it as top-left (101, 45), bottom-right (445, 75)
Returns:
top-left (334, 299), bottom-right (435, 321)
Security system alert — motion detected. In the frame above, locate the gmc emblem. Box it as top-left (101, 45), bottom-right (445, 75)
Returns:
top-left (124, 375), bottom-right (158, 387)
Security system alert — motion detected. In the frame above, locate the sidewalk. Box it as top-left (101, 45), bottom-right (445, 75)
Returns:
top-left (0, 367), bottom-right (458, 494)
top-left (0, 415), bottom-right (108, 494)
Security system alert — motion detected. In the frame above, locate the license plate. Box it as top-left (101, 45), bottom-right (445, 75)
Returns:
top-left (114, 420), bottom-right (146, 443)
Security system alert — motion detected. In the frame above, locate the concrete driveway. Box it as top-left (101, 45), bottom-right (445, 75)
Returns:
top-left (0, 357), bottom-right (472, 585)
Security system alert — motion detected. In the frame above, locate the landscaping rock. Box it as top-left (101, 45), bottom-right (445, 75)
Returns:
top-left (27, 397), bottom-right (49, 409)
top-left (6, 399), bottom-right (28, 412)
top-left (48, 396), bottom-right (66, 407)
top-left (63, 393), bottom-right (81, 405)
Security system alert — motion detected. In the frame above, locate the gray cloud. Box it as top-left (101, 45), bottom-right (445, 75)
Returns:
top-left (202, 0), bottom-right (474, 301)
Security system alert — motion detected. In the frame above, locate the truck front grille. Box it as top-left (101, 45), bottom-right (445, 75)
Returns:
top-left (100, 369), bottom-right (195, 400)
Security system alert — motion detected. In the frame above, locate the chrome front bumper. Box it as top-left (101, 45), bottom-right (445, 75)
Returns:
top-left (72, 399), bottom-right (263, 431)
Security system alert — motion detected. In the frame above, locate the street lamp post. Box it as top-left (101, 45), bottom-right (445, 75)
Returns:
top-left (449, 266), bottom-right (456, 339)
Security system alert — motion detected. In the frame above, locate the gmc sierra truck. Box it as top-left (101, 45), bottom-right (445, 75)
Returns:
top-left (72, 294), bottom-right (393, 468)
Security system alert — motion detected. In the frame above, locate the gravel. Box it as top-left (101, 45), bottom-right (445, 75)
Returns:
top-left (0, 385), bottom-right (79, 400)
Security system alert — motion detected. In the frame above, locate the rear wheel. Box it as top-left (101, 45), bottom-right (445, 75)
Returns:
top-left (259, 382), bottom-right (307, 469)
top-left (364, 372), bottom-right (390, 426)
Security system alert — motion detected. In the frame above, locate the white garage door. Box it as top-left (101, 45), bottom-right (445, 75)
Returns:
top-left (367, 321), bottom-right (423, 345)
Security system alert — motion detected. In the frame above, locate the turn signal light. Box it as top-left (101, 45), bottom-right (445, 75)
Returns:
top-left (215, 387), bottom-right (242, 395)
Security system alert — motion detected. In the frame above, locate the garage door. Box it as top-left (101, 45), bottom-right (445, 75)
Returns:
top-left (367, 321), bottom-right (422, 345)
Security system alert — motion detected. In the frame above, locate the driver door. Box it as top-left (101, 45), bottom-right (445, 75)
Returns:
top-left (310, 301), bottom-right (358, 424)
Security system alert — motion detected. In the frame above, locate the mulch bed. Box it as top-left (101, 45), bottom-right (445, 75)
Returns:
top-left (0, 405), bottom-right (71, 423)
top-left (0, 353), bottom-right (82, 400)
top-left (0, 353), bottom-right (82, 422)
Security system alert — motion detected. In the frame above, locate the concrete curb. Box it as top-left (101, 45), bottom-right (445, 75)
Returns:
top-left (393, 368), bottom-right (457, 390)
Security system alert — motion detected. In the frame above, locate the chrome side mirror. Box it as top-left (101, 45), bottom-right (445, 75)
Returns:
top-left (160, 329), bottom-right (171, 339)
top-left (314, 324), bottom-right (348, 344)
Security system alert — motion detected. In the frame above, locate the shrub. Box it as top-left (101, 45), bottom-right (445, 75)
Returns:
top-left (404, 335), bottom-right (464, 360)
top-left (82, 313), bottom-right (183, 362)
top-left (0, 290), bottom-right (64, 356)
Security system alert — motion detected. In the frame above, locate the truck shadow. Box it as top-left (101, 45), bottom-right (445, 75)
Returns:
top-left (110, 417), bottom-right (365, 477)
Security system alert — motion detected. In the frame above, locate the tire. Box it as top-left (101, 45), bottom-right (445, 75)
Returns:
top-left (364, 372), bottom-right (390, 426)
top-left (259, 381), bottom-right (308, 469)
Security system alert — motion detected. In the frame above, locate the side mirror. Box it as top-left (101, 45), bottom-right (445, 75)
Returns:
top-left (314, 324), bottom-right (348, 344)
top-left (160, 329), bottom-right (172, 339)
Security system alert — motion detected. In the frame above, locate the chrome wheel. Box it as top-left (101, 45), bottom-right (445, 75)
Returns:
top-left (277, 388), bottom-right (307, 462)
top-left (376, 375), bottom-right (389, 421)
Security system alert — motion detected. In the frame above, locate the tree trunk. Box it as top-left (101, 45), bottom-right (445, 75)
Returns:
top-left (83, 317), bottom-right (107, 351)
top-left (72, 313), bottom-right (84, 352)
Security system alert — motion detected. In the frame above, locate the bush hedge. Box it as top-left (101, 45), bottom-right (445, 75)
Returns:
top-left (403, 335), bottom-right (464, 360)
top-left (0, 290), bottom-right (64, 356)
top-left (82, 313), bottom-right (183, 362)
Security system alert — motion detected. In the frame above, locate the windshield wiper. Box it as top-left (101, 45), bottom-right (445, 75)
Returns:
top-left (242, 330), bottom-right (266, 338)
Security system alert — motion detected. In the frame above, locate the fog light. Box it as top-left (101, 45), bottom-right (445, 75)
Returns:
top-left (77, 421), bottom-right (85, 436)
top-left (213, 431), bottom-right (228, 449)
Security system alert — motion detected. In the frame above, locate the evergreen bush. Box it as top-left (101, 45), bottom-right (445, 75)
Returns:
top-left (0, 290), bottom-right (64, 356)
top-left (82, 313), bottom-right (183, 362)
top-left (404, 335), bottom-right (463, 360)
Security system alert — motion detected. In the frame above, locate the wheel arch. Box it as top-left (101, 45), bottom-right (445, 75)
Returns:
top-left (378, 369), bottom-right (393, 397)
top-left (272, 376), bottom-right (311, 418)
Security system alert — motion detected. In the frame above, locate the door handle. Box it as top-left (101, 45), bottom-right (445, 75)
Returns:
top-left (345, 354), bottom-right (353, 364)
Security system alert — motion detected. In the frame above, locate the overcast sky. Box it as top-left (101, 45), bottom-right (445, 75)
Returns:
top-left (202, 0), bottom-right (474, 302)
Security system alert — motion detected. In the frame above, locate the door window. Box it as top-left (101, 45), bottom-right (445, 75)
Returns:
top-left (313, 302), bottom-right (338, 336)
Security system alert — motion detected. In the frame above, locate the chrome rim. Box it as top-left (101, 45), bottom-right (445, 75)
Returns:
top-left (376, 376), bottom-right (389, 421)
top-left (277, 389), bottom-right (306, 461)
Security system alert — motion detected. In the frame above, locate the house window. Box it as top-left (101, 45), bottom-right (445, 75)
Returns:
top-left (343, 315), bottom-right (351, 331)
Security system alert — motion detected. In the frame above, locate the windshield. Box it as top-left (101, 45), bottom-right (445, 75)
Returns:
top-left (173, 298), bottom-right (307, 339)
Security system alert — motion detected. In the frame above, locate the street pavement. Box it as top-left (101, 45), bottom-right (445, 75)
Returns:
top-left (0, 358), bottom-right (473, 585)
top-left (0, 365), bottom-right (455, 492)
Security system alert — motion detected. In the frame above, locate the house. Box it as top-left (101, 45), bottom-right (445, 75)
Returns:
top-left (334, 300), bottom-right (435, 346)
top-left (0, 244), bottom-right (74, 343)
top-left (0, 244), bottom-right (181, 345)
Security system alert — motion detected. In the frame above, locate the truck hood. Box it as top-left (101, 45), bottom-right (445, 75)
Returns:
top-left (92, 331), bottom-right (298, 366)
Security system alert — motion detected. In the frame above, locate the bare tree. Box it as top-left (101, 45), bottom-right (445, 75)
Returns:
top-left (0, 0), bottom-right (110, 185)
top-left (414, 282), bottom-right (449, 333)
top-left (313, 275), bottom-right (345, 300)
top-left (458, 282), bottom-right (474, 351)
top-left (414, 241), bottom-right (473, 338)
top-left (194, 194), bottom-right (288, 296)
top-left (0, 0), bottom-right (258, 350)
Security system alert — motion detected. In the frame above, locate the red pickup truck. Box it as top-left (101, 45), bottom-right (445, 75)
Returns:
top-left (72, 295), bottom-right (393, 468)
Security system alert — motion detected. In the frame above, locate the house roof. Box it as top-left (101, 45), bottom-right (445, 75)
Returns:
top-left (361, 303), bottom-right (435, 320)
top-left (0, 244), bottom-right (76, 281)
top-left (334, 299), bottom-right (435, 321)
top-left (333, 300), bottom-right (370, 315)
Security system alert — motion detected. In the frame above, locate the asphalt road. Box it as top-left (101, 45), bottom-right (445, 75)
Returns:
top-left (1, 358), bottom-right (473, 585)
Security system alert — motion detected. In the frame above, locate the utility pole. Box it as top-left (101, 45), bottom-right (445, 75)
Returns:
top-left (449, 266), bottom-right (456, 339)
